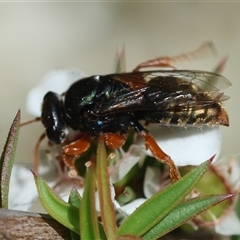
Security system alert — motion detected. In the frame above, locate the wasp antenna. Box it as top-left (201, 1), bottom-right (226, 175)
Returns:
top-left (20, 117), bottom-right (41, 127)
top-left (34, 132), bottom-right (46, 172)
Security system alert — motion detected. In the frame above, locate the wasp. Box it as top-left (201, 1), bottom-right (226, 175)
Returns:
top-left (22, 43), bottom-right (231, 182)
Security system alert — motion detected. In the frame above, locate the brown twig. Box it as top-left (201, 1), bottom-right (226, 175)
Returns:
top-left (0, 209), bottom-right (72, 240)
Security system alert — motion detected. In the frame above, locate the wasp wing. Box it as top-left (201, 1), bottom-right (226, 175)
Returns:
top-left (99, 70), bottom-right (231, 115)
top-left (111, 70), bottom-right (231, 91)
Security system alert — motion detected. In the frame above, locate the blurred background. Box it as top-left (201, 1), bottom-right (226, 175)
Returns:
top-left (0, 3), bottom-right (239, 164)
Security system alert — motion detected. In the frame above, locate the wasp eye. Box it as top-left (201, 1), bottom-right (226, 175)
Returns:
top-left (46, 126), bottom-right (68, 144)
top-left (41, 91), bottom-right (68, 144)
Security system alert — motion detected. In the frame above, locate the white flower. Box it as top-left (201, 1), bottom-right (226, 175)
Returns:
top-left (9, 160), bottom-right (84, 213)
top-left (9, 159), bottom-right (59, 212)
top-left (9, 164), bottom-right (39, 211)
top-left (211, 154), bottom-right (240, 235)
top-left (109, 145), bottom-right (145, 184)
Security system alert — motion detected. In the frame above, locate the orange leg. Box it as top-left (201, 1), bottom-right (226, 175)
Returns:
top-left (133, 42), bottom-right (215, 72)
top-left (34, 132), bottom-right (46, 172)
top-left (63, 133), bottom-right (125, 177)
top-left (100, 133), bottom-right (126, 149)
top-left (140, 130), bottom-right (181, 182)
top-left (62, 134), bottom-right (90, 171)
top-left (133, 58), bottom-right (176, 72)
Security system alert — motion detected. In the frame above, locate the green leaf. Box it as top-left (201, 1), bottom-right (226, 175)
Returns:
top-left (117, 159), bottom-right (210, 237)
top-left (115, 235), bottom-right (143, 240)
top-left (232, 235), bottom-right (240, 240)
top-left (234, 193), bottom-right (240, 219)
top-left (34, 173), bottom-right (80, 234)
top-left (143, 193), bottom-right (236, 239)
top-left (68, 185), bottom-right (106, 240)
top-left (231, 196), bottom-right (240, 240)
top-left (80, 162), bottom-right (100, 240)
top-left (0, 110), bottom-right (21, 208)
top-left (96, 140), bottom-right (117, 239)
top-left (70, 230), bottom-right (80, 240)
top-left (68, 187), bottom-right (82, 240)
top-left (68, 186), bottom-right (82, 208)
top-left (117, 187), bottom-right (136, 205)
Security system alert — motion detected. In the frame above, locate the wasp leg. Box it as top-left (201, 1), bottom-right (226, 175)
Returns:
top-left (62, 134), bottom-right (90, 176)
top-left (133, 42), bottom-right (215, 72)
top-left (34, 132), bottom-right (46, 172)
top-left (132, 121), bottom-right (180, 182)
top-left (141, 131), bottom-right (181, 182)
top-left (133, 58), bottom-right (176, 72)
top-left (100, 133), bottom-right (126, 149)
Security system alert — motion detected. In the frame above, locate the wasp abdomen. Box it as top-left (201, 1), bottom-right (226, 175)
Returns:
top-left (138, 91), bottom-right (229, 127)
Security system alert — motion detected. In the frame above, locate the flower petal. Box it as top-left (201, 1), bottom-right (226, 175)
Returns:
top-left (26, 70), bottom-right (85, 116)
top-left (9, 164), bottom-right (38, 211)
top-left (110, 147), bottom-right (143, 183)
top-left (215, 211), bottom-right (240, 235)
top-left (119, 198), bottom-right (146, 216)
top-left (214, 154), bottom-right (240, 190)
top-left (9, 161), bottom-right (60, 211)
top-left (144, 166), bottom-right (163, 198)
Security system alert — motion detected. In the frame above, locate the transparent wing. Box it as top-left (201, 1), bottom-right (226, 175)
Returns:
top-left (98, 70), bottom-right (231, 115)
top-left (111, 70), bottom-right (231, 91)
